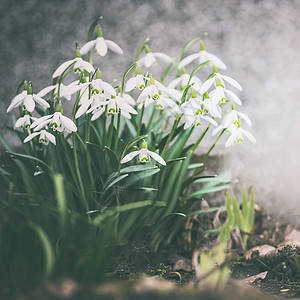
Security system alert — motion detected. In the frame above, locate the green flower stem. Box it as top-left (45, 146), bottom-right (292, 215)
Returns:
top-left (72, 133), bottom-right (89, 212)
top-left (161, 114), bottom-right (182, 157)
top-left (191, 124), bottom-right (211, 153)
top-left (114, 112), bottom-right (121, 153)
top-left (107, 115), bottom-right (115, 149)
top-left (136, 103), bottom-right (145, 137)
top-left (85, 113), bottom-right (93, 184)
top-left (147, 105), bottom-right (157, 130)
top-left (200, 128), bottom-right (226, 165)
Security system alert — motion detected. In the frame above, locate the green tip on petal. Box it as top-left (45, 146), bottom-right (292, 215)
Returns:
top-left (145, 45), bottom-right (151, 53)
top-left (231, 103), bottom-right (236, 110)
top-left (137, 67), bottom-right (143, 75)
top-left (149, 77), bottom-right (155, 85)
top-left (97, 25), bottom-right (103, 37)
top-left (191, 88), bottom-right (197, 98)
top-left (141, 140), bottom-right (148, 149)
top-left (55, 103), bottom-right (63, 113)
top-left (200, 41), bottom-right (205, 51)
top-left (237, 118), bottom-right (242, 128)
top-left (96, 69), bottom-right (102, 79)
top-left (204, 92), bottom-right (209, 99)
top-left (212, 65), bottom-right (219, 73)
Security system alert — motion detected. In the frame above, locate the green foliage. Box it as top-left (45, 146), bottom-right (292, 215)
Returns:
top-left (220, 188), bottom-right (255, 246)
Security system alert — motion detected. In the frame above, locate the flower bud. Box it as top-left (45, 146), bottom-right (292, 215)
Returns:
top-left (75, 44), bottom-right (81, 58)
top-left (23, 80), bottom-right (29, 91)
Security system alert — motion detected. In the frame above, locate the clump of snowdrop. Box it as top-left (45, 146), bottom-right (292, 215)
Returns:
top-left (6, 19), bottom-right (255, 173)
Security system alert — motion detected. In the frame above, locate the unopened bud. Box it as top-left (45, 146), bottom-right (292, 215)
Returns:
top-left (23, 80), bottom-right (29, 91)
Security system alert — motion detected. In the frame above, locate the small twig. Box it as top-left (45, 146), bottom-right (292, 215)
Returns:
top-left (254, 258), bottom-right (286, 276)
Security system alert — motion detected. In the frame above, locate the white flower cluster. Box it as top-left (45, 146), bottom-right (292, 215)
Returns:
top-left (7, 22), bottom-right (255, 164)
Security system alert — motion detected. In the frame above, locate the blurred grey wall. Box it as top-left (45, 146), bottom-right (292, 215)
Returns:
top-left (1, 0), bottom-right (300, 221)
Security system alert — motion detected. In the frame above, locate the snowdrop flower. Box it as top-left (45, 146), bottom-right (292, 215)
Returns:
top-left (225, 126), bottom-right (256, 147)
top-left (31, 104), bottom-right (77, 133)
top-left (14, 114), bottom-right (36, 130)
top-left (125, 67), bottom-right (147, 92)
top-left (178, 41), bottom-right (226, 70)
top-left (80, 25), bottom-right (123, 56)
top-left (168, 71), bottom-right (202, 91)
top-left (209, 85), bottom-right (242, 106)
top-left (199, 66), bottom-right (242, 95)
top-left (37, 80), bottom-right (88, 101)
top-left (137, 77), bottom-right (160, 108)
top-left (106, 93), bottom-right (137, 119)
top-left (91, 70), bottom-right (116, 98)
top-left (52, 47), bottom-right (95, 78)
top-left (7, 82), bottom-right (50, 113)
top-left (222, 108), bottom-right (252, 128)
top-left (24, 129), bottom-right (56, 145)
top-left (136, 45), bottom-right (173, 68)
top-left (121, 140), bottom-right (166, 166)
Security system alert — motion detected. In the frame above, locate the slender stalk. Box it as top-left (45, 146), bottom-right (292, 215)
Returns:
top-left (114, 112), bottom-right (121, 152)
top-left (72, 133), bottom-right (89, 212)
top-left (107, 115), bottom-right (115, 148)
top-left (85, 113), bottom-right (94, 184)
top-left (200, 128), bottom-right (226, 165)
top-left (147, 105), bottom-right (157, 130)
top-left (191, 124), bottom-right (211, 152)
top-left (161, 115), bottom-right (182, 157)
top-left (136, 103), bottom-right (145, 137)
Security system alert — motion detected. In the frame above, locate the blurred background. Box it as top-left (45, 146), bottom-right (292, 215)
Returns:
top-left (1, 0), bottom-right (299, 221)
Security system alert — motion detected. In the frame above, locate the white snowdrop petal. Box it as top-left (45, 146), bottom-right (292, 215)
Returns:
top-left (153, 52), bottom-right (173, 64)
top-left (212, 125), bottom-right (224, 136)
top-left (81, 60), bottom-right (95, 74)
top-left (60, 115), bottom-right (77, 132)
top-left (33, 94), bottom-right (50, 109)
top-left (148, 151), bottom-right (166, 166)
top-left (207, 53), bottom-right (227, 70)
top-left (7, 92), bottom-right (26, 112)
top-left (121, 151), bottom-right (140, 164)
top-left (199, 77), bottom-right (215, 94)
top-left (167, 77), bottom-right (182, 89)
top-left (125, 77), bottom-right (139, 92)
top-left (15, 116), bottom-right (26, 128)
top-left (24, 95), bottom-right (35, 112)
top-left (95, 37), bottom-right (107, 56)
top-left (80, 40), bottom-right (97, 55)
top-left (100, 81), bottom-right (116, 96)
top-left (221, 75), bottom-right (242, 91)
top-left (37, 85), bottom-right (56, 97)
top-left (122, 94), bottom-right (136, 105)
top-left (24, 132), bottom-right (40, 143)
top-left (117, 101), bottom-right (138, 115)
top-left (44, 131), bottom-right (56, 145)
top-left (178, 53), bottom-right (201, 69)
top-left (242, 130), bottom-right (256, 144)
top-left (225, 130), bottom-right (238, 147)
top-left (105, 39), bottom-right (123, 54)
top-left (225, 89), bottom-right (242, 105)
top-left (53, 59), bottom-right (76, 78)
top-left (91, 109), bottom-right (105, 121)
top-left (237, 111), bottom-right (252, 126)
top-left (144, 53), bottom-right (156, 68)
